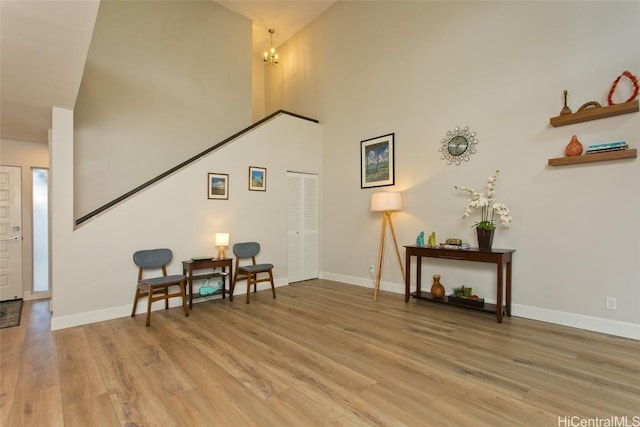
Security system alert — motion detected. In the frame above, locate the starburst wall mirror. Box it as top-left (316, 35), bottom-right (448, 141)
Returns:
top-left (439, 126), bottom-right (478, 165)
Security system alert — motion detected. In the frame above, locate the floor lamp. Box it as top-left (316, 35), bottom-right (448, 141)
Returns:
top-left (371, 192), bottom-right (405, 301)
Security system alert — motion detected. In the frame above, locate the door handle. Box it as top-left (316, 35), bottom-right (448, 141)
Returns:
top-left (1, 236), bottom-right (21, 242)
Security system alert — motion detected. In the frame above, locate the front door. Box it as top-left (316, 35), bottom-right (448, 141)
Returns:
top-left (0, 166), bottom-right (23, 301)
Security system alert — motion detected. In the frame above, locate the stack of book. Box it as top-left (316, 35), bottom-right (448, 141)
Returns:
top-left (586, 141), bottom-right (628, 154)
top-left (439, 238), bottom-right (470, 250)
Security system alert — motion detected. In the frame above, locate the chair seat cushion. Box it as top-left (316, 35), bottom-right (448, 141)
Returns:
top-left (238, 264), bottom-right (273, 274)
top-left (139, 274), bottom-right (185, 286)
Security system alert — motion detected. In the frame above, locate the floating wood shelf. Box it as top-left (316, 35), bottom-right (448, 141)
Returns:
top-left (548, 148), bottom-right (637, 166)
top-left (549, 100), bottom-right (638, 127)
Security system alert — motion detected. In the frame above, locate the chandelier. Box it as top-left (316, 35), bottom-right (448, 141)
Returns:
top-left (263, 29), bottom-right (279, 66)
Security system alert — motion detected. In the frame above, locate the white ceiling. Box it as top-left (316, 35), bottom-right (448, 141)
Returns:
top-left (0, 0), bottom-right (334, 145)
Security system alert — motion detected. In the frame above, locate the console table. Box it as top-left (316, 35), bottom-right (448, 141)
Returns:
top-left (182, 258), bottom-right (233, 309)
top-left (404, 246), bottom-right (515, 323)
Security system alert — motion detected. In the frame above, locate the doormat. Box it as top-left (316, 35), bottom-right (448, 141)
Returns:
top-left (0, 299), bottom-right (23, 329)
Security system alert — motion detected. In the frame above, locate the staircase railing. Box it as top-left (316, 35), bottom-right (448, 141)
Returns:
top-left (75, 110), bottom-right (319, 227)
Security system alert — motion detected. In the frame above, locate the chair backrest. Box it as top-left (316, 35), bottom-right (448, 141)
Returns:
top-left (133, 248), bottom-right (173, 269)
top-left (233, 242), bottom-right (260, 260)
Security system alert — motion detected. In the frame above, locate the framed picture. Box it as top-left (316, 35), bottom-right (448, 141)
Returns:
top-left (361, 133), bottom-right (395, 188)
top-left (207, 173), bottom-right (229, 200)
top-left (248, 166), bottom-right (267, 191)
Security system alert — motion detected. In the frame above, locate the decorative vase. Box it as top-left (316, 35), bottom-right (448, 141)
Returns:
top-left (565, 135), bottom-right (583, 157)
top-left (476, 228), bottom-right (494, 251)
top-left (430, 274), bottom-right (445, 299)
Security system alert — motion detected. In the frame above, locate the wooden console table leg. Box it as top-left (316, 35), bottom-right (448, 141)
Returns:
top-left (185, 265), bottom-right (194, 310)
top-left (405, 253), bottom-right (411, 302)
top-left (506, 260), bottom-right (512, 317)
top-left (416, 256), bottom-right (422, 297)
top-left (496, 262), bottom-right (503, 323)
top-left (220, 267), bottom-right (228, 299)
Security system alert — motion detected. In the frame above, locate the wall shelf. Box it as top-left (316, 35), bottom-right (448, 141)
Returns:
top-left (549, 100), bottom-right (638, 127)
top-left (548, 148), bottom-right (637, 166)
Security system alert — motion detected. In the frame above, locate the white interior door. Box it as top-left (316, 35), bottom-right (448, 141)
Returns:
top-left (287, 172), bottom-right (318, 283)
top-left (0, 166), bottom-right (23, 301)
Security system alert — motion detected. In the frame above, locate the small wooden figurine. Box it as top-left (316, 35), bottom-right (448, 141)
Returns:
top-left (560, 90), bottom-right (572, 115)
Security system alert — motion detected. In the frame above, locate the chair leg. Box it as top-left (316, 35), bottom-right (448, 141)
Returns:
top-left (145, 288), bottom-right (153, 327)
top-left (230, 271), bottom-right (238, 302)
top-left (164, 287), bottom-right (169, 310)
top-left (246, 273), bottom-right (252, 304)
top-left (180, 281), bottom-right (189, 317)
top-left (269, 270), bottom-right (276, 299)
top-left (132, 286), bottom-right (142, 317)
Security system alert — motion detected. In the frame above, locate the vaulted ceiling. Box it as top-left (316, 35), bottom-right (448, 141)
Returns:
top-left (0, 1), bottom-right (334, 144)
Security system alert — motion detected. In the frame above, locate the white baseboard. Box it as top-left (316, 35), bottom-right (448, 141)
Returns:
top-left (322, 272), bottom-right (403, 293)
top-left (51, 303), bottom-right (132, 330)
top-left (512, 304), bottom-right (640, 341)
top-left (50, 275), bottom-right (639, 340)
top-left (51, 278), bottom-right (289, 331)
top-left (321, 272), bottom-right (640, 341)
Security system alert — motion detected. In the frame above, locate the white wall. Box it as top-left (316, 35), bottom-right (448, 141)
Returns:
top-left (267, 1), bottom-right (640, 339)
top-left (251, 24), bottom-right (267, 122)
top-left (50, 109), bottom-right (321, 330)
top-left (74, 0), bottom-right (253, 219)
top-left (0, 139), bottom-right (49, 298)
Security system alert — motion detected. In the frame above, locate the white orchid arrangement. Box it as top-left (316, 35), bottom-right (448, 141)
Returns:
top-left (455, 170), bottom-right (512, 230)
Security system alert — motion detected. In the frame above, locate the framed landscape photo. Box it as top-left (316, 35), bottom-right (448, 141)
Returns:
top-left (361, 133), bottom-right (395, 188)
top-left (248, 166), bottom-right (266, 191)
top-left (207, 173), bottom-right (229, 200)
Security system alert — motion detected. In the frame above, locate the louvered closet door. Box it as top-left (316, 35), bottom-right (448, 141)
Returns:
top-left (287, 172), bottom-right (318, 283)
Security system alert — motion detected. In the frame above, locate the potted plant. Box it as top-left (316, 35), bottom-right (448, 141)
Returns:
top-left (455, 170), bottom-right (512, 250)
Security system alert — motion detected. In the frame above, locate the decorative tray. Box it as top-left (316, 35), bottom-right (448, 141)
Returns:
top-left (447, 294), bottom-right (485, 307)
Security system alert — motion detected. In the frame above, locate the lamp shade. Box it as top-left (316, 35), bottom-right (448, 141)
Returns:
top-left (370, 192), bottom-right (402, 212)
top-left (215, 233), bottom-right (229, 247)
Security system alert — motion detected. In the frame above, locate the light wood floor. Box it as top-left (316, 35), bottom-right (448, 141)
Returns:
top-left (1, 280), bottom-right (639, 426)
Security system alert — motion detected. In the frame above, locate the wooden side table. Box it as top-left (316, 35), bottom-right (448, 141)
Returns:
top-left (404, 246), bottom-right (515, 323)
top-left (182, 258), bottom-right (233, 309)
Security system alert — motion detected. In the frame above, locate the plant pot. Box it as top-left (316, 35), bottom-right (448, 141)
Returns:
top-left (476, 228), bottom-right (494, 251)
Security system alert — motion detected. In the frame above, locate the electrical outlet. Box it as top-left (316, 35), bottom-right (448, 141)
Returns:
top-left (605, 296), bottom-right (617, 310)
top-left (369, 265), bottom-right (375, 274)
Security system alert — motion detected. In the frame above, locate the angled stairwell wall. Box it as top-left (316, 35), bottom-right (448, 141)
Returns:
top-left (50, 109), bottom-right (321, 330)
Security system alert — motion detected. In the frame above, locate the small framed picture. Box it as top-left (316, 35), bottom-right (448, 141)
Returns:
top-left (207, 173), bottom-right (229, 200)
top-left (248, 166), bottom-right (266, 191)
top-left (361, 133), bottom-right (395, 189)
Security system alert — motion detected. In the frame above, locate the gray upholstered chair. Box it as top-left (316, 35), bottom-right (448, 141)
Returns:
top-left (230, 242), bottom-right (275, 304)
top-left (131, 248), bottom-right (189, 326)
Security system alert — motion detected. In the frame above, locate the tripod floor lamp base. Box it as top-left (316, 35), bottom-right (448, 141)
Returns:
top-left (371, 192), bottom-right (405, 301)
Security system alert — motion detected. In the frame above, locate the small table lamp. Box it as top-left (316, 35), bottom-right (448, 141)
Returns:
top-left (370, 192), bottom-right (406, 301)
top-left (215, 233), bottom-right (229, 259)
